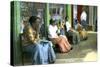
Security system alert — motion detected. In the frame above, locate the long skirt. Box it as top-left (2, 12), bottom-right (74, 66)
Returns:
top-left (51, 35), bottom-right (71, 53)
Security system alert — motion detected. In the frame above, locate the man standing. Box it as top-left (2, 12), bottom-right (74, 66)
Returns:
top-left (80, 8), bottom-right (87, 30)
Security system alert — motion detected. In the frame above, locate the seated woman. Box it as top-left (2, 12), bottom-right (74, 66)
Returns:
top-left (57, 20), bottom-right (65, 35)
top-left (22, 16), bottom-right (56, 64)
top-left (65, 16), bottom-right (80, 44)
top-left (48, 19), bottom-right (72, 53)
top-left (76, 23), bottom-right (88, 41)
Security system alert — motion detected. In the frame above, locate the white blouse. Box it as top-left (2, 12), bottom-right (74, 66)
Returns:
top-left (48, 25), bottom-right (58, 38)
top-left (81, 11), bottom-right (87, 21)
top-left (66, 21), bottom-right (71, 32)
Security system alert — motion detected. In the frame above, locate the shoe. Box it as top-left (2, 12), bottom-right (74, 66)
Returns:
top-left (70, 47), bottom-right (73, 50)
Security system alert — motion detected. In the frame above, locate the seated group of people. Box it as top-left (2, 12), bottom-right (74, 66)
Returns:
top-left (74, 18), bottom-right (88, 41)
top-left (21, 15), bottom-right (88, 65)
top-left (48, 16), bottom-right (88, 52)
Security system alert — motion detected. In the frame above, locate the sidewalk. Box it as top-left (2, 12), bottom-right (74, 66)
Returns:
top-left (55, 32), bottom-right (97, 63)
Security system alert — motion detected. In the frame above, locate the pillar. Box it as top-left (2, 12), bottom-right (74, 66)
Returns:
top-left (66, 5), bottom-right (72, 26)
top-left (11, 1), bottom-right (21, 65)
top-left (44, 3), bottom-right (50, 37)
top-left (89, 6), bottom-right (94, 31)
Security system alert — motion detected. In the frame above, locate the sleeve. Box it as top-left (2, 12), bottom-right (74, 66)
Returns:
top-left (55, 26), bottom-right (58, 31)
top-left (23, 25), bottom-right (36, 43)
top-left (68, 22), bottom-right (71, 28)
top-left (48, 25), bottom-right (53, 38)
top-left (66, 22), bottom-right (71, 31)
top-left (81, 13), bottom-right (82, 20)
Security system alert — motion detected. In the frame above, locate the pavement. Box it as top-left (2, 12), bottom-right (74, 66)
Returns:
top-left (22, 31), bottom-right (97, 65)
top-left (55, 31), bottom-right (97, 64)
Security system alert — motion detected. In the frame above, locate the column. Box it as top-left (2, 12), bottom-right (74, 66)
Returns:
top-left (93, 6), bottom-right (97, 32)
top-left (11, 1), bottom-right (21, 65)
top-left (44, 3), bottom-right (50, 37)
top-left (89, 6), bottom-right (94, 31)
top-left (77, 5), bottom-right (82, 24)
top-left (66, 5), bottom-right (72, 26)
top-left (45, 3), bottom-right (50, 26)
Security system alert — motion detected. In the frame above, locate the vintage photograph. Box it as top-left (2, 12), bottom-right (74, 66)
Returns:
top-left (11, 1), bottom-right (97, 66)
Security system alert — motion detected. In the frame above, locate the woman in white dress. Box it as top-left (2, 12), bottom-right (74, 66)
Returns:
top-left (48, 19), bottom-right (72, 53)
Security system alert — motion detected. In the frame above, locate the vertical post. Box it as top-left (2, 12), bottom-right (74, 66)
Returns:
top-left (66, 5), bottom-right (72, 26)
top-left (44, 3), bottom-right (50, 38)
top-left (12, 1), bottom-right (21, 65)
top-left (89, 6), bottom-right (94, 31)
top-left (77, 5), bottom-right (82, 24)
top-left (64, 5), bottom-right (66, 19)
top-left (46, 3), bottom-right (50, 26)
top-left (93, 6), bottom-right (97, 31)
top-left (71, 5), bottom-right (73, 27)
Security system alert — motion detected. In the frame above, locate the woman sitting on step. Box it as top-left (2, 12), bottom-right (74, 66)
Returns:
top-left (48, 19), bottom-right (73, 53)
